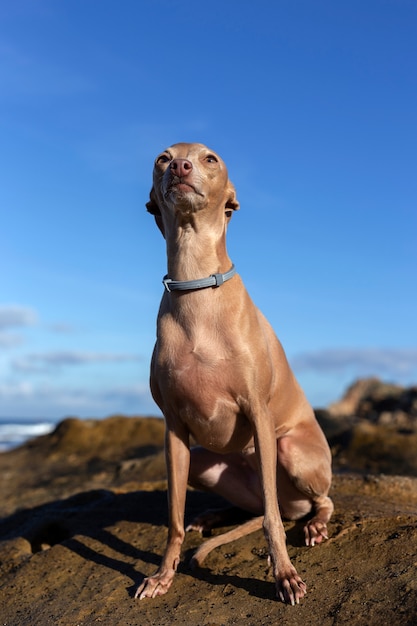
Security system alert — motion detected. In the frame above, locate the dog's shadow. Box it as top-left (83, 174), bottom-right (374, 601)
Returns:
top-left (0, 487), bottom-right (306, 601)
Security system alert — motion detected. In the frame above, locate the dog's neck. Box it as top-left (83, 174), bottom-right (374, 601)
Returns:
top-left (164, 216), bottom-right (232, 283)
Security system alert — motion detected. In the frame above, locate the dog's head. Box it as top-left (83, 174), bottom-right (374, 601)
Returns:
top-left (146, 143), bottom-right (239, 236)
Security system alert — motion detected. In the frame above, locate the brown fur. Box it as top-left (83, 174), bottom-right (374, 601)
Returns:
top-left (135, 143), bottom-right (333, 605)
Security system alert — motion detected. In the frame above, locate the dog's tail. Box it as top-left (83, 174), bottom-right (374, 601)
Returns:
top-left (190, 515), bottom-right (264, 567)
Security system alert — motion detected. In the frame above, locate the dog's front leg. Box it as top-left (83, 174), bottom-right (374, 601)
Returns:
top-left (253, 415), bottom-right (307, 605)
top-left (135, 424), bottom-right (190, 599)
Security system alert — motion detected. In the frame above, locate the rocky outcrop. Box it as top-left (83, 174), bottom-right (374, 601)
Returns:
top-left (328, 377), bottom-right (417, 426)
top-left (318, 378), bottom-right (417, 476)
top-left (0, 382), bottom-right (416, 625)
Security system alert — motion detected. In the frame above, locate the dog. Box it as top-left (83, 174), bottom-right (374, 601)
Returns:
top-left (135, 143), bottom-right (333, 605)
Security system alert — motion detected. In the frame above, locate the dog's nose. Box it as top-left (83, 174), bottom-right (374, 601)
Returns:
top-left (170, 158), bottom-right (193, 177)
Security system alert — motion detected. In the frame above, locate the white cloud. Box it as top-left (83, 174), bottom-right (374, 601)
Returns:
top-left (0, 380), bottom-right (157, 418)
top-left (292, 348), bottom-right (417, 377)
top-left (0, 381), bottom-right (34, 398)
top-left (46, 323), bottom-right (76, 334)
top-left (0, 305), bottom-right (37, 330)
top-left (11, 351), bottom-right (142, 373)
top-left (0, 333), bottom-right (23, 348)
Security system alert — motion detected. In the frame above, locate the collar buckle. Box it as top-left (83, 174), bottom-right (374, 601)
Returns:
top-left (162, 264), bottom-right (236, 293)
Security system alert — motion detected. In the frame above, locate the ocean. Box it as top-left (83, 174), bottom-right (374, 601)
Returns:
top-left (0, 417), bottom-right (59, 452)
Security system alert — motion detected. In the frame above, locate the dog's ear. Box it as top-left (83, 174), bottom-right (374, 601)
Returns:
top-left (225, 183), bottom-right (239, 223)
top-left (146, 187), bottom-right (161, 216)
top-left (225, 182), bottom-right (240, 212)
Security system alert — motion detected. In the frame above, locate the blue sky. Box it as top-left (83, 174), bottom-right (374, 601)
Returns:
top-left (1, 0), bottom-right (416, 419)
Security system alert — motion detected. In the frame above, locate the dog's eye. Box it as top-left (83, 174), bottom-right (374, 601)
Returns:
top-left (156, 154), bottom-right (171, 164)
top-left (205, 154), bottom-right (218, 164)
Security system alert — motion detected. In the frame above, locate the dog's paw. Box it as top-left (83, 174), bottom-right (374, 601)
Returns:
top-left (186, 508), bottom-right (225, 533)
top-left (304, 518), bottom-right (329, 547)
top-left (276, 568), bottom-right (307, 605)
top-left (135, 569), bottom-right (175, 600)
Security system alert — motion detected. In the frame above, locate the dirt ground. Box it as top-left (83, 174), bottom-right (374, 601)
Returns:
top-left (0, 414), bottom-right (416, 626)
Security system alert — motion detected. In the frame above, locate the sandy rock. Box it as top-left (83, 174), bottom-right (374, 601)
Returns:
top-left (0, 473), bottom-right (416, 626)
top-left (318, 380), bottom-right (417, 476)
top-left (328, 377), bottom-right (417, 427)
top-left (1, 382), bottom-right (417, 625)
top-left (328, 377), bottom-right (383, 416)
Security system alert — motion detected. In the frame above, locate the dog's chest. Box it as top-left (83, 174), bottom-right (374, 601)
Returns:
top-left (172, 369), bottom-right (253, 451)
top-left (154, 323), bottom-right (254, 451)
top-left (162, 340), bottom-right (234, 405)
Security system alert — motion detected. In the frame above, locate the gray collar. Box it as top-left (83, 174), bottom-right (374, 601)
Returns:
top-left (163, 264), bottom-right (236, 292)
